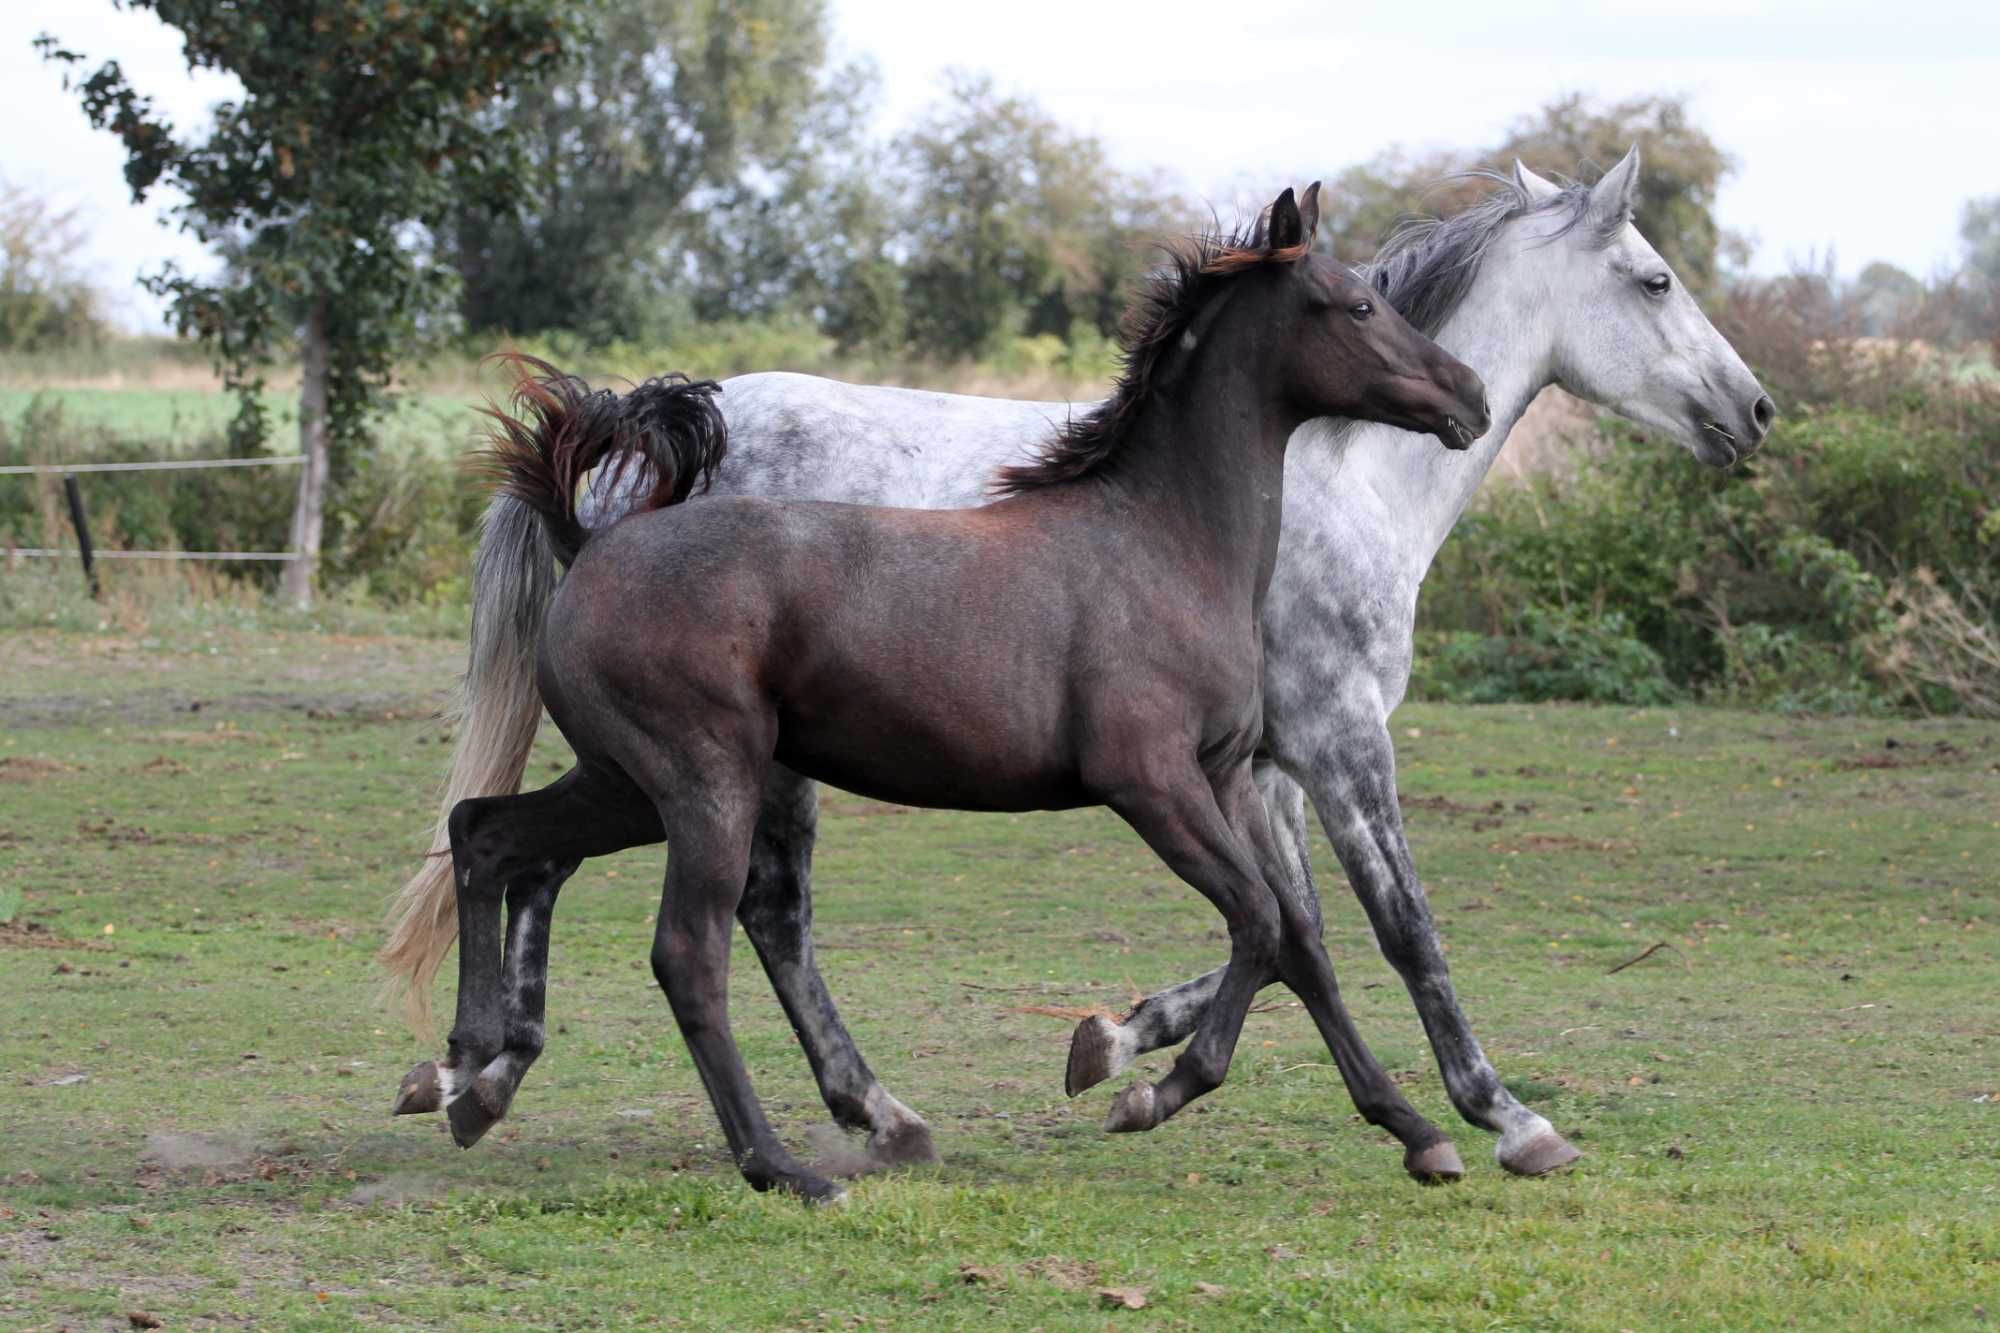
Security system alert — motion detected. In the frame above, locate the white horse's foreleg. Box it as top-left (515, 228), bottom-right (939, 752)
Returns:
top-left (1294, 716), bottom-right (1579, 1175)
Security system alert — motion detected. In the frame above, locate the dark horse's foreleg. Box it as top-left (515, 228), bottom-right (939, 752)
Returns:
top-left (650, 757), bottom-right (843, 1204)
top-left (1093, 764), bottom-right (1287, 1135)
top-left (1070, 727), bottom-right (1580, 1176)
top-left (392, 766), bottom-right (662, 1145)
top-left (1216, 764), bottom-right (1460, 1181)
top-left (1066, 759), bottom-right (1306, 1094)
top-left (738, 768), bottom-right (936, 1167)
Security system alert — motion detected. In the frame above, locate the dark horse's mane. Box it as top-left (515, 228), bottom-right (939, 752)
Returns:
top-left (991, 219), bottom-right (1309, 495)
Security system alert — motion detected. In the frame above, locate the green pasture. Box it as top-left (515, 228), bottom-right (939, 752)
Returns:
top-left (0, 627), bottom-right (1995, 1329)
top-left (0, 388), bottom-right (478, 456)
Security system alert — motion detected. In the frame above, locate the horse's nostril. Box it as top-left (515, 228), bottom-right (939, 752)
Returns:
top-left (1751, 394), bottom-right (1776, 437)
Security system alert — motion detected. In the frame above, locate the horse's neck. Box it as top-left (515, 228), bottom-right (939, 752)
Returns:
top-left (1104, 369), bottom-right (1299, 608)
top-left (1302, 292), bottom-right (1555, 585)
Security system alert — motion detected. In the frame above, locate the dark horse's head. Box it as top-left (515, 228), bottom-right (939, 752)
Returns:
top-left (1248, 184), bottom-right (1491, 450)
top-left (994, 186), bottom-right (1491, 495)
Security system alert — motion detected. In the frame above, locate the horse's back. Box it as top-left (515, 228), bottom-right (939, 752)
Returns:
top-left (579, 372), bottom-right (1086, 526)
top-left (717, 372), bottom-right (1078, 509)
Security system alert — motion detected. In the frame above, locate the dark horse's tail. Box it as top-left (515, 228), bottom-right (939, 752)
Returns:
top-left (380, 354), bottom-right (724, 1032)
top-left (472, 352), bottom-right (727, 564)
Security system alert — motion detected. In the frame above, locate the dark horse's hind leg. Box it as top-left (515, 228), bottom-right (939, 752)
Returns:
top-left (1215, 767), bottom-right (1460, 1182)
top-left (738, 768), bottom-right (936, 1168)
top-left (651, 761), bottom-right (844, 1204)
top-left (393, 766), bottom-right (662, 1145)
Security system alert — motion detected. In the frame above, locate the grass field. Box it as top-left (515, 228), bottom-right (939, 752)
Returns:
top-left (0, 388), bottom-right (478, 457)
top-left (1, 625), bottom-right (1996, 1329)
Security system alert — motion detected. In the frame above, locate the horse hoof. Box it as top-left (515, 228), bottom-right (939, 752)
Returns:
top-left (1066, 1014), bottom-right (1129, 1096)
top-left (392, 1061), bottom-right (444, 1116)
top-left (866, 1120), bottom-right (940, 1168)
top-left (766, 1170), bottom-right (845, 1206)
top-left (1405, 1139), bottom-right (1466, 1183)
top-left (1103, 1081), bottom-right (1158, 1133)
top-left (1499, 1130), bottom-right (1581, 1177)
top-left (445, 1071), bottom-right (512, 1149)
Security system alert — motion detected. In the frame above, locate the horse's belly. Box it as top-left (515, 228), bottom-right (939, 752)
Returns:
top-left (774, 709), bottom-right (1087, 813)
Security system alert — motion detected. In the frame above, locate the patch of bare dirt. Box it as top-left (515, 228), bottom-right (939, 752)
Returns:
top-left (77, 817), bottom-right (155, 847)
top-left (1832, 738), bottom-right (1981, 771)
top-left (139, 1132), bottom-right (256, 1174)
top-left (0, 920), bottom-right (111, 952)
top-left (1490, 833), bottom-right (1635, 854)
top-left (1022, 1256), bottom-right (1103, 1291)
top-left (0, 756), bottom-right (74, 782)
top-left (346, 1175), bottom-right (444, 1209)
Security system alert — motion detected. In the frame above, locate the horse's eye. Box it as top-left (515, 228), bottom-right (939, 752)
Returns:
top-left (1643, 274), bottom-right (1672, 297)
top-left (1349, 300), bottom-right (1374, 320)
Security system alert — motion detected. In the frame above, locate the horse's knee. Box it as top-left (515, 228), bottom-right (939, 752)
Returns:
top-left (1231, 893), bottom-right (1283, 972)
top-left (648, 931), bottom-right (684, 994)
top-left (650, 922), bottom-right (725, 1011)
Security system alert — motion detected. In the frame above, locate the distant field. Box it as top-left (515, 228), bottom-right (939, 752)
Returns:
top-left (0, 388), bottom-right (481, 456)
top-left (1, 626), bottom-right (1996, 1328)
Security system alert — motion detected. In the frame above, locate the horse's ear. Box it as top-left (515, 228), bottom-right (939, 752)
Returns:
top-left (1587, 145), bottom-right (1641, 230)
top-left (1266, 187), bottom-right (1303, 251)
top-left (1512, 159), bottom-right (1559, 200)
top-left (1296, 181), bottom-right (1321, 245)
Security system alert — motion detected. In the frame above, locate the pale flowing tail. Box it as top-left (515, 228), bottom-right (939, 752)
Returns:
top-left (379, 493), bottom-right (555, 1032)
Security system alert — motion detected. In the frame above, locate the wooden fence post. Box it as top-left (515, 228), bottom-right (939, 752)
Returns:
top-left (61, 473), bottom-right (100, 599)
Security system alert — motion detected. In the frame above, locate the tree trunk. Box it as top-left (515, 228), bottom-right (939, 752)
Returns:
top-left (282, 297), bottom-right (331, 607)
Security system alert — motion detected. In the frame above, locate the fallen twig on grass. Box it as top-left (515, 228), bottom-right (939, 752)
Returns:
top-left (1607, 941), bottom-right (1690, 975)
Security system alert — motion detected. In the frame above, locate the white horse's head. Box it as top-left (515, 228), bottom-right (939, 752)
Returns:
top-left (1505, 148), bottom-right (1774, 466)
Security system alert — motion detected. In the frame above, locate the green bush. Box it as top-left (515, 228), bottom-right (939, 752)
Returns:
top-left (1412, 606), bottom-right (1678, 705)
top-left (1419, 393), bottom-right (2000, 713)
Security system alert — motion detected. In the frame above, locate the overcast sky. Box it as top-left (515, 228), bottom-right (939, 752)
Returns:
top-left (4, 0), bottom-right (1995, 331)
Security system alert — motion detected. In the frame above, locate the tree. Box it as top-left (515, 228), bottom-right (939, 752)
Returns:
top-left (1496, 94), bottom-right (1743, 294)
top-left (450, 0), bottom-right (858, 344)
top-left (1316, 93), bottom-right (1741, 298)
top-left (676, 57), bottom-right (892, 329)
top-left (1954, 197), bottom-right (2000, 343)
top-left (1851, 261), bottom-right (1923, 336)
top-left (1962, 196), bottom-right (2000, 284)
top-left (895, 73), bottom-right (1190, 360)
top-left (0, 177), bottom-right (106, 352)
top-left (1318, 147), bottom-right (1475, 265)
top-left (39, 1), bottom-right (573, 604)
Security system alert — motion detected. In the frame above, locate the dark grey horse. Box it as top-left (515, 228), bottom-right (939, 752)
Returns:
top-left (389, 188), bottom-right (1492, 1200)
